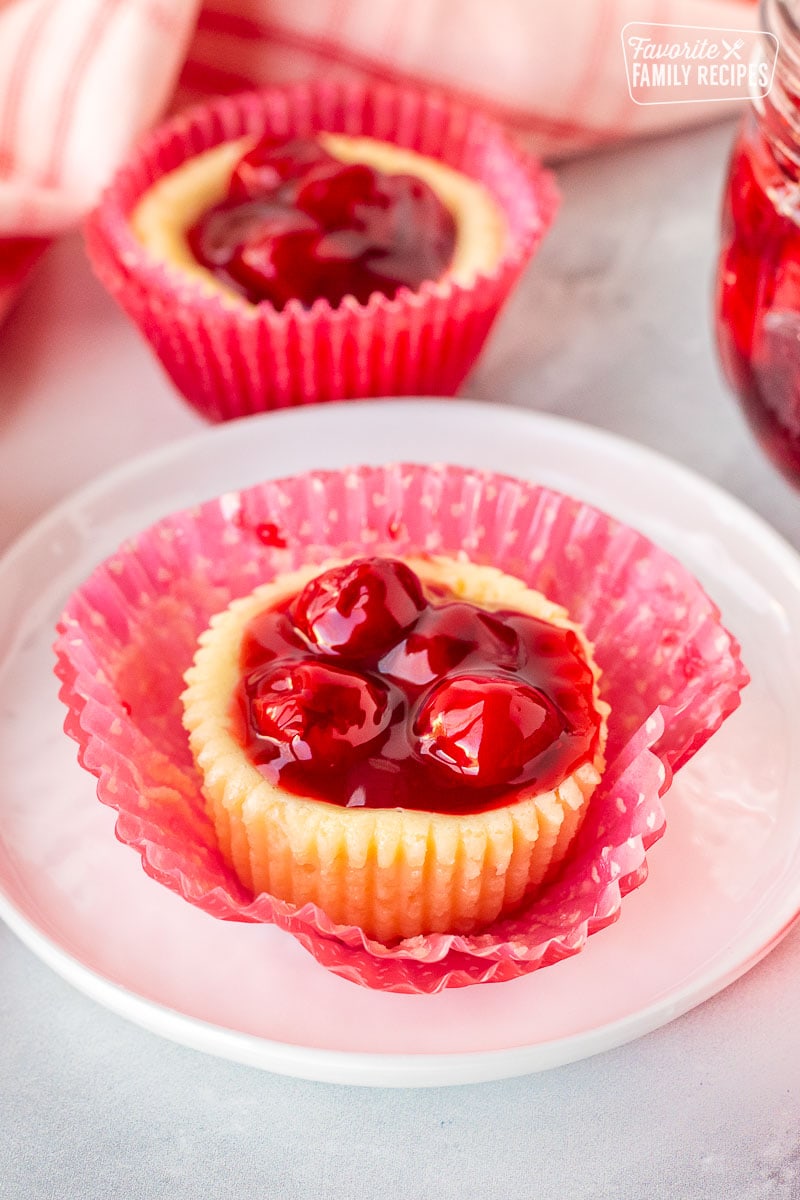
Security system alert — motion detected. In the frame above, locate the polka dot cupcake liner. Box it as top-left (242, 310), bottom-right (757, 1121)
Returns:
top-left (84, 81), bottom-right (558, 421)
top-left (53, 463), bottom-right (748, 992)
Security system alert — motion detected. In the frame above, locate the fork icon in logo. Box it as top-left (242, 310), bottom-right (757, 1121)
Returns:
top-left (722, 37), bottom-right (745, 60)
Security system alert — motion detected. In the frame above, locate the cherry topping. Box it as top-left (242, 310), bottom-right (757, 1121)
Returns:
top-left (234, 557), bottom-right (601, 813)
top-left (413, 674), bottom-right (565, 787)
top-left (293, 557), bottom-right (426, 659)
top-left (229, 137), bottom-right (331, 200)
top-left (248, 660), bottom-right (391, 769)
top-left (380, 603), bottom-right (520, 685)
top-left (187, 136), bottom-right (457, 310)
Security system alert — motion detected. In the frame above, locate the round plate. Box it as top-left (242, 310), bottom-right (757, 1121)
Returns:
top-left (1, 399), bottom-right (798, 1087)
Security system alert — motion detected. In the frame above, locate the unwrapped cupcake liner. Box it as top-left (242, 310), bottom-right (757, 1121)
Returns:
top-left (84, 81), bottom-right (558, 421)
top-left (54, 464), bottom-right (748, 993)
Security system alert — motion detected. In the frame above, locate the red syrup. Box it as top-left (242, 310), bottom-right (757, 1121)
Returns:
top-left (232, 558), bottom-right (602, 815)
top-left (187, 136), bottom-right (457, 310)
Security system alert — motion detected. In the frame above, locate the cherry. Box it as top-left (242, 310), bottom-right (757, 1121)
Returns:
top-left (187, 199), bottom-right (313, 267)
top-left (188, 199), bottom-right (319, 307)
top-left (231, 222), bottom-right (321, 309)
top-left (413, 674), bottom-right (564, 787)
top-left (380, 603), bottom-right (520, 686)
top-left (293, 159), bottom-right (378, 227)
top-left (229, 137), bottom-right (331, 200)
top-left (293, 558), bottom-right (426, 660)
top-left (248, 660), bottom-right (391, 768)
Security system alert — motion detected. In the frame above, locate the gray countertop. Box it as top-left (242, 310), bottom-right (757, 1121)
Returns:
top-left (2, 116), bottom-right (799, 1199)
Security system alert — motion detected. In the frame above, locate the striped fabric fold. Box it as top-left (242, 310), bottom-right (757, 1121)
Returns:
top-left (0, 0), bottom-right (757, 325)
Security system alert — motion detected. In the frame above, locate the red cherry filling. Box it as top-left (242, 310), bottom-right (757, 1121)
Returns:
top-left (379, 602), bottom-right (520, 685)
top-left (187, 136), bottom-right (457, 310)
top-left (294, 557), bottom-right (426, 660)
top-left (248, 661), bottom-right (391, 769)
top-left (413, 674), bottom-right (564, 787)
top-left (233, 557), bottom-right (602, 813)
top-left (228, 137), bottom-right (330, 200)
top-left (716, 121), bottom-right (800, 484)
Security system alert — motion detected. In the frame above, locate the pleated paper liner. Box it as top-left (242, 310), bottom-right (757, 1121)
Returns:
top-left (84, 80), bottom-right (558, 422)
top-left (54, 464), bottom-right (749, 993)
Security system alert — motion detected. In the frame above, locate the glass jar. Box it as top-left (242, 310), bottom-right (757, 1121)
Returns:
top-left (716, 0), bottom-right (800, 484)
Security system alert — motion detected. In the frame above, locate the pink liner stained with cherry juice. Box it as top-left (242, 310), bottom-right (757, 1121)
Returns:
top-left (54, 463), bottom-right (748, 993)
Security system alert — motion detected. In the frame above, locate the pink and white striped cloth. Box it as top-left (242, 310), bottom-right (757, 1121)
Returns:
top-left (0, 0), bottom-right (757, 324)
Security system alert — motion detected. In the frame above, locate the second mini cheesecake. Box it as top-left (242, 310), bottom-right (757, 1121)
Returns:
top-left (85, 80), bottom-right (559, 418)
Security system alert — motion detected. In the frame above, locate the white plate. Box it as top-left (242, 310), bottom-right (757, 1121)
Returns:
top-left (1, 399), bottom-right (799, 1087)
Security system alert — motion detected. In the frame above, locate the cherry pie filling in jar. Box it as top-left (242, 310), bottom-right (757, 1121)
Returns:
top-left (715, 1), bottom-right (800, 484)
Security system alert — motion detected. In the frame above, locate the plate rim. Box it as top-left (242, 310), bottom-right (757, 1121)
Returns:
top-left (2, 397), bottom-right (800, 1087)
top-left (3, 398), bottom-right (800, 589)
top-left (1, 881), bottom-right (794, 1087)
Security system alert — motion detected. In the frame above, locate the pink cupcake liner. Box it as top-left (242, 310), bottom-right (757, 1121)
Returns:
top-left (84, 81), bottom-right (558, 422)
top-left (54, 464), bottom-right (749, 993)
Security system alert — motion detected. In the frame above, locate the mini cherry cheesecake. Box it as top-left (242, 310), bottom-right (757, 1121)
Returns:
top-left (182, 555), bottom-right (609, 943)
top-left (131, 132), bottom-right (507, 311)
top-left (86, 82), bottom-right (557, 418)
